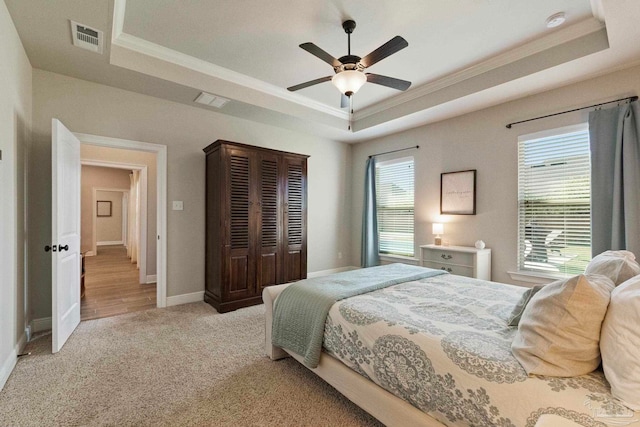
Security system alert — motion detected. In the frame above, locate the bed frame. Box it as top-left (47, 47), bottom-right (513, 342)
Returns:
top-left (263, 283), bottom-right (578, 427)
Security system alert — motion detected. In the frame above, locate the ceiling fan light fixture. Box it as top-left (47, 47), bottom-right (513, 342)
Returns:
top-left (332, 70), bottom-right (367, 96)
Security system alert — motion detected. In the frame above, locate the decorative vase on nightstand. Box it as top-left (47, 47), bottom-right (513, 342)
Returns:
top-left (475, 240), bottom-right (485, 249)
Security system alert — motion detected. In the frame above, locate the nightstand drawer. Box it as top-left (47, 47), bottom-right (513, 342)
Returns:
top-left (423, 261), bottom-right (473, 277)
top-left (423, 249), bottom-right (473, 267)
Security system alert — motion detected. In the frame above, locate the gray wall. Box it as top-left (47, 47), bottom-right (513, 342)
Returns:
top-left (351, 63), bottom-right (640, 285)
top-left (0, 0), bottom-right (31, 388)
top-left (29, 69), bottom-right (353, 320)
top-left (95, 190), bottom-right (124, 243)
top-left (81, 145), bottom-right (157, 275)
top-left (81, 166), bottom-right (131, 251)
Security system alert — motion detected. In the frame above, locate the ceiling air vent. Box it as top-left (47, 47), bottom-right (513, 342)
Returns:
top-left (70, 20), bottom-right (103, 54)
top-left (194, 92), bottom-right (230, 108)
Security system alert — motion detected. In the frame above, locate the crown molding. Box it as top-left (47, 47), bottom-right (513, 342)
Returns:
top-left (111, 0), bottom-right (347, 120)
top-left (113, 32), bottom-right (347, 119)
top-left (353, 18), bottom-right (606, 121)
top-left (590, 0), bottom-right (605, 22)
top-left (112, 0), bottom-right (126, 42)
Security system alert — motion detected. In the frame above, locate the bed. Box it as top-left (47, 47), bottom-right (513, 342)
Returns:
top-left (264, 264), bottom-right (640, 427)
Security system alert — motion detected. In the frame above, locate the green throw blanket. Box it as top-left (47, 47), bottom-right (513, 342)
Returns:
top-left (271, 263), bottom-right (447, 368)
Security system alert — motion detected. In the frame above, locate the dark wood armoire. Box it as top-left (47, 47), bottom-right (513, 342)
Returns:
top-left (203, 140), bottom-right (308, 312)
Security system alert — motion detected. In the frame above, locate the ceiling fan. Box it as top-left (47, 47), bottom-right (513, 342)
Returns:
top-left (287, 20), bottom-right (411, 108)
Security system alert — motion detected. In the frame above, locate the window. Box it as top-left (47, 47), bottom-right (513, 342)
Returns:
top-left (518, 124), bottom-right (591, 275)
top-left (376, 157), bottom-right (414, 257)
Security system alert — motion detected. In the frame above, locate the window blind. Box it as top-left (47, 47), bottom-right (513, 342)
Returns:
top-left (376, 158), bottom-right (414, 257)
top-left (517, 127), bottom-right (591, 274)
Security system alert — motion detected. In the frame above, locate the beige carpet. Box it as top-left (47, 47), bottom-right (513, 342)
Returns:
top-left (0, 303), bottom-right (382, 426)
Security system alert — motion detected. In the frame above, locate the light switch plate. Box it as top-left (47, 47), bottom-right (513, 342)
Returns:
top-left (172, 201), bottom-right (183, 211)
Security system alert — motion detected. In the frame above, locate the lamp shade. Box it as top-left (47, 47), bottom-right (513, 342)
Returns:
top-left (432, 223), bottom-right (444, 235)
top-left (332, 70), bottom-right (366, 95)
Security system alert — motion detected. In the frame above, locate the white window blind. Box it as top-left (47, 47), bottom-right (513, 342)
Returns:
top-left (376, 158), bottom-right (414, 257)
top-left (518, 125), bottom-right (591, 275)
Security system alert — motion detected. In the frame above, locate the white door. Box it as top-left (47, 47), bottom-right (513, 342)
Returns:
top-left (51, 119), bottom-right (81, 353)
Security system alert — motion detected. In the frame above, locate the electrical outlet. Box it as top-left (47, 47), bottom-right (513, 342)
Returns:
top-left (172, 201), bottom-right (184, 211)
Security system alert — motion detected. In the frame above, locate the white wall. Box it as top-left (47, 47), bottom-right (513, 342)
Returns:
top-left (351, 63), bottom-right (640, 285)
top-left (29, 69), bottom-right (353, 320)
top-left (0, 0), bottom-right (31, 389)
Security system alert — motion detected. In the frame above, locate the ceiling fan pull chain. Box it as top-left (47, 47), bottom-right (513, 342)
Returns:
top-left (349, 96), bottom-right (354, 131)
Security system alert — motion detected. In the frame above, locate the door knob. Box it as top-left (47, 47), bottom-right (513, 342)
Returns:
top-left (44, 244), bottom-right (68, 252)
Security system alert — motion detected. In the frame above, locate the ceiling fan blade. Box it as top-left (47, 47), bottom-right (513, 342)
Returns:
top-left (366, 73), bottom-right (412, 91)
top-left (299, 43), bottom-right (341, 67)
top-left (287, 76), bottom-right (333, 92)
top-left (360, 36), bottom-right (408, 68)
top-left (340, 94), bottom-right (349, 109)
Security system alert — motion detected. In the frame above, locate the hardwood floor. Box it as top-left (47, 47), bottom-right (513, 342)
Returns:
top-left (81, 245), bottom-right (156, 321)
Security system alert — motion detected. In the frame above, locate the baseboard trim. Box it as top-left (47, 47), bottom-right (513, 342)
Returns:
top-left (30, 317), bottom-right (52, 333)
top-left (166, 291), bottom-right (204, 307)
top-left (85, 251), bottom-right (96, 257)
top-left (0, 347), bottom-right (17, 391)
top-left (17, 332), bottom-right (26, 354)
top-left (307, 266), bottom-right (360, 278)
top-left (97, 241), bottom-right (124, 246)
top-left (146, 274), bottom-right (157, 284)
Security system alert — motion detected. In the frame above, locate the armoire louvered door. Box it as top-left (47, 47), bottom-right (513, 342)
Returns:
top-left (283, 156), bottom-right (307, 283)
top-left (204, 140), bottom-right (308, 313)
top-left (225, 147), bottom-right (255, 302)
top-left (256, 153), bottom-right (281, 292)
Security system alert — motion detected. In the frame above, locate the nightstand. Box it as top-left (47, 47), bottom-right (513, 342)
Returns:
top-left (420, 244), bottom-right (491, 280)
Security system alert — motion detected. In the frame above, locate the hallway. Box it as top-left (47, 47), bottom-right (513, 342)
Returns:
top-left (81, 245), bottom-right (156, 321)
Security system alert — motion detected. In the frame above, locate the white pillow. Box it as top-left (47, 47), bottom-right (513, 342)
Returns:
top-left (600, 274), bottom-right (640, 410)
top-left (585, 250), bottom-right (640, 286)
top-left (511, 274), bottom-right (614, 377)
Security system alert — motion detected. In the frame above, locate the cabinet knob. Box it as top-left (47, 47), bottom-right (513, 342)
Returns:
top-left (441, 254), bottom-right (452, 260)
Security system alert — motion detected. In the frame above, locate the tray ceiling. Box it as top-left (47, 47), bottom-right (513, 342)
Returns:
top-left (5, 0), bottom-right (640, 142)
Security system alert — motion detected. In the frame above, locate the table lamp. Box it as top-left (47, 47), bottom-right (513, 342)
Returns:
top-left (432, 223), bottom-right (444, 246)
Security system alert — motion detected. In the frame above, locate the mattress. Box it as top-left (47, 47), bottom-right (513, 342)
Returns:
top-left (322, 274), bottom-right (640, 427)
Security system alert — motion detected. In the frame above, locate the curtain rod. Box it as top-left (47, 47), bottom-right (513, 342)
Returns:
top-left (369, 145), bottom-right (419, 159)
top-left (506, 95), bottom-right (638, 129)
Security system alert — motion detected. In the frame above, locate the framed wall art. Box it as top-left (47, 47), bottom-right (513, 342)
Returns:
top-left (440, 169), bottom-right (476, 215)
top-left (97, 200), bottom-right (112, 217)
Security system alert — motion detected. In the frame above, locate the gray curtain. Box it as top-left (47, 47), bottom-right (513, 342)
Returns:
top-left (589, 101), bottom-right (640, 257)
top-left (361, 157), bottom-right (380, 267)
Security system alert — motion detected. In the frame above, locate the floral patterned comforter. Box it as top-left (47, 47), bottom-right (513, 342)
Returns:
top-left (323, 274), bottom-right (640, 427)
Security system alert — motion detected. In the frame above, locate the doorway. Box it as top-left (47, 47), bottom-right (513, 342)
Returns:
top-left (76, 133), bottom-right (167, 312)
top-left (79, 165), bottom-right (155, 320)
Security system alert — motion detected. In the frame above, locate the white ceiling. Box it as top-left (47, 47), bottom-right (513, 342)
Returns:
top-left (5, 0), bottom-right (640, 142)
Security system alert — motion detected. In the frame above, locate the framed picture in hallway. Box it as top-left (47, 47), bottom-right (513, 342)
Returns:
top-left (97, 200), bottom-right (112, 217)
top-left (441, 169), bottom-right (476, 215)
